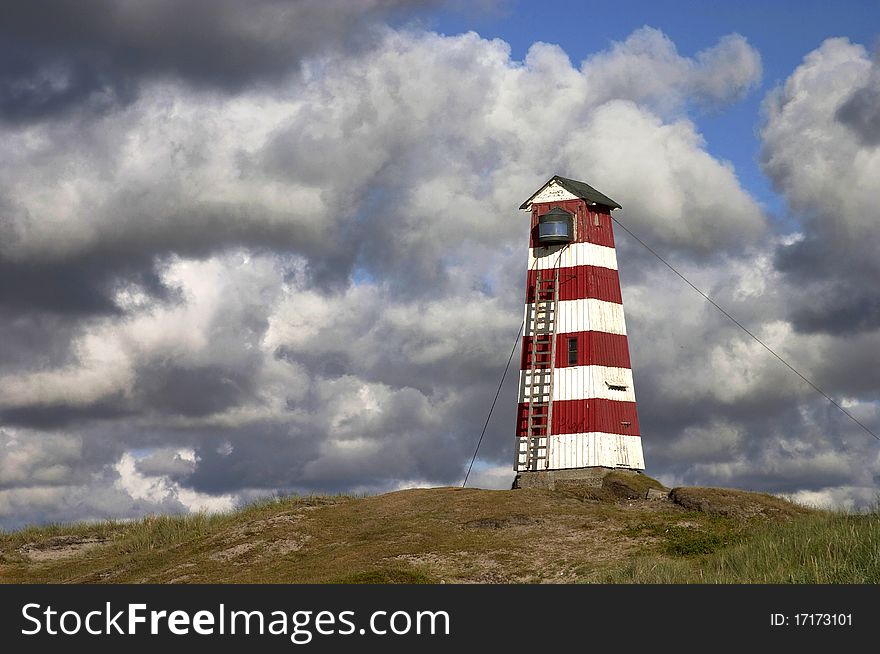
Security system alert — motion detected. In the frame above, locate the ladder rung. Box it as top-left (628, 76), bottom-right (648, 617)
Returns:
top-left (525, 269), bottom-right (558, 471)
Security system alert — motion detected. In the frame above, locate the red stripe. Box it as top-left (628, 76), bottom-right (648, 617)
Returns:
top-left (529, 200), bottom-right (616, 248)
top-left (525, 265), bottom-right (622, 304)
top-left (520, 331), bottom-right (632, 370)
top-left (515, 399), bottom-right (640, 437)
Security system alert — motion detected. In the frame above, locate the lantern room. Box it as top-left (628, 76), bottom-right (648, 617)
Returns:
top-left (536, 207), bottom-right (574, 245)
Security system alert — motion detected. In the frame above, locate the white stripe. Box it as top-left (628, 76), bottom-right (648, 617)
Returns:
top-left (523, 298), bottom-right (627, 336)
top-left (529, 241), bottom-right (618, 271)
top-left (516, 432), bottom-right (645, 471)
top-left (519, 366), bottom-right (635, 403)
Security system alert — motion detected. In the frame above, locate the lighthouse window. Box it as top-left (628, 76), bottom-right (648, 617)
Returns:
top-left (567, 338), bottom-right (578, 366)
top-left (537, 207), bottom-right (574, 245)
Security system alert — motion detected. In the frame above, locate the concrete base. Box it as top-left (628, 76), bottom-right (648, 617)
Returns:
top-left (513, 466), bottom-right (642, 491)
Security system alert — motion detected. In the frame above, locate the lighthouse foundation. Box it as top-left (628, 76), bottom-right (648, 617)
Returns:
top-left (512, 466), bottom-right (643, 491)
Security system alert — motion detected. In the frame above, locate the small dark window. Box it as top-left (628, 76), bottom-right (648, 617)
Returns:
top-left (567, 337), bottom-right (578, 366)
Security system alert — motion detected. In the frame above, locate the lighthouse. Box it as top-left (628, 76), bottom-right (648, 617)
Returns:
top-left (514, 176), bottom-right (644, 485)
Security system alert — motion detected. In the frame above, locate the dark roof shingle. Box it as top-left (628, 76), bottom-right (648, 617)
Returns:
top-left (520, 175), bottom-right (622, 210)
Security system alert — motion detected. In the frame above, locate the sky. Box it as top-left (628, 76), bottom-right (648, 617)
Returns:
top-left (1, 0), bottom-right (879, 529)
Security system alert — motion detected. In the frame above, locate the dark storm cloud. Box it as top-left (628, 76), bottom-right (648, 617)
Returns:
top-left (0, 253), bottom-right (167, 315)
top-left (0, 38), bottom-right (136, 123)
top-left (787, 283), bottom-right (880, 335)
top-left (0, 398), bottom-right (133, 430)
top-left (835, 68), bottom-right (880, 146)
top-left (185, 423), bottom-right (322, 494)
top-left (175, 379), bottom-right (506, 496)
top-left (178, 362), bottom-right (510, 496)
top-left (773, 237), bottom-right (880, 335)
top-left (0, 198), bottom-right (354, 321)
top-left (134, 363), bottom-right (258, 418)
top-left (134, 448), bottom-right (196, 479)
top-left (0, 0), bottom-right (439, 122)
top-left (0, 313), bottom-right (80, 372)
top-left (275, 347), bottom-right (354, 381)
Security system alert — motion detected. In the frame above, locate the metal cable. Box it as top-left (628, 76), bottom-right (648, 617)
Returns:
top-left (462, 247), bottom-right (569, 487)
top-left (610, 215), bottom-right (880, 443)
top-left (465, 209), bottom-right (877, 489)
top-left (461, 318), bottom-right (524, 488)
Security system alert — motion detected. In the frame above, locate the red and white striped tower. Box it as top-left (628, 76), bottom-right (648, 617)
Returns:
top-left (514, 176), bottom-right (644, 477)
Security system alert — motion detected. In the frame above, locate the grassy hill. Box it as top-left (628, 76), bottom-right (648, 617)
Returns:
top-left (2, 472), bottom-right (878, 583)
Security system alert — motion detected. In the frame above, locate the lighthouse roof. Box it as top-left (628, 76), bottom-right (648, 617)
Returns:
top-left (519, 175), bottom-right (622, 211)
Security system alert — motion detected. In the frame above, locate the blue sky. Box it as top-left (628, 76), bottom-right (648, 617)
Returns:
top-left (423, 0), bottom-right (879, 221)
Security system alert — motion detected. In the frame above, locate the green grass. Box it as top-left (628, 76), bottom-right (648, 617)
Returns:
top-left (622, 514), bottom-right (746, 557)
top-left (608, 510), bottom-right (880, 583)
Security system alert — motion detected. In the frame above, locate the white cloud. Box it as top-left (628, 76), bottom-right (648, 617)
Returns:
top-left (667, 420), bottom-right (744, 461)
top-left (581, 28), bottom-right (761, 113)
top-left (762, 38), bottom-right (878, 230)
top-left (465, 463), bottom-right (514, 490)
top-left (115, 451), bottom-right (235, 514)
top-left (0, 428), bottom-right (81, 486)
top-left (560, 100), bottom-right (766, 251)
top-left (784, 486), bottom-right (880, 511)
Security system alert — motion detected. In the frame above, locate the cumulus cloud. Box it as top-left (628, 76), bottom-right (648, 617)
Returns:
top-left (560, 101), bottom-right (766, 252)
top-left (115, 451), bottom-right (235, 513)
top-left (0, 428), bottom-right (82, 488)
top-left (761, 38), bottom-right (880, 334)
top-left (0, 26), bottom-right (765, 319)
top-left (2, 14), bottom-right (877, 528)
top-left (580, 27), bottom-right (761, 114)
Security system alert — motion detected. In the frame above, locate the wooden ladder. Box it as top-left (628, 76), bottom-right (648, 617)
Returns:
top-left (521, 267), bottom-right (560, 471)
